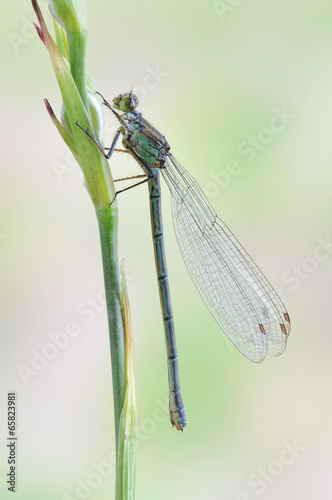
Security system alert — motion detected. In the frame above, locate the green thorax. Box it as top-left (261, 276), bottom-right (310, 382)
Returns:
top-left (121, 111), bottom-right (170, 169)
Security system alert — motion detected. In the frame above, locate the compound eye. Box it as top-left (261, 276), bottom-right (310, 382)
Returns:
top-left (119, 94), bottom-right (139, 112)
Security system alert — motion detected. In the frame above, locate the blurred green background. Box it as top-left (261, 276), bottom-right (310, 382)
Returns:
top-left (1, 0), bottom-right (331, 499)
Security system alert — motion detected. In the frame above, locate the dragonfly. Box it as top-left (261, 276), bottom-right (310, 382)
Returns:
top-left (77, 91), bottom-right (291, 431)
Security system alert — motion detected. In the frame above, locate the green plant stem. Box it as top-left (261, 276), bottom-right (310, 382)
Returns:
top-left (117, 263), bottom-right (137, 500)
top-left (68, 30), bottom-right (89, 110)
top-left (97, 206), bottom-right (125, 451)
top-left (33, 0), bottom-right (129, 492)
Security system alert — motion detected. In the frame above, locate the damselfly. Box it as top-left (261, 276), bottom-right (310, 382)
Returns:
top-left (77, 92), bottom-right (291, 431)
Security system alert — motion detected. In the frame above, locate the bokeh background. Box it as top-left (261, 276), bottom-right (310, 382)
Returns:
top-left (1, 0), bottom-right (331, 499)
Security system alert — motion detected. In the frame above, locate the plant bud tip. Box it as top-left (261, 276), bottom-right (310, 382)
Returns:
top-left (33, 22), bottom-right (46, 46)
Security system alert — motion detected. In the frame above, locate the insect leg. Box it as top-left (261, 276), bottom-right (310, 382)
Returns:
top-left (110, 175), bottom-right (152, 206)
top-left (75, 121), bottom-right (121, 160)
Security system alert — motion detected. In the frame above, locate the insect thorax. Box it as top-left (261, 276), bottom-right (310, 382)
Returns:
top-left (121, 111), bottom-right (170, 169)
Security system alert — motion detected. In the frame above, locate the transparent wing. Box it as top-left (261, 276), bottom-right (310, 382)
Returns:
top-left (160, 155), bottom-right (291, 363)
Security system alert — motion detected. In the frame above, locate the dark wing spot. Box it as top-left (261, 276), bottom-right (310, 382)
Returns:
top-left (284, 312), bottom-right (290, 323)
top-left (280, 324), bottom-right (287, 335)
top-left (259, 324), bottom-right (266, 335)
